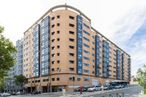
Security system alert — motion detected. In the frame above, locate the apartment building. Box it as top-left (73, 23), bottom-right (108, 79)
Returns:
top-left (23, 5), bottom-right (131, 92)
top-left (4, 39), bottom-right (23, 92)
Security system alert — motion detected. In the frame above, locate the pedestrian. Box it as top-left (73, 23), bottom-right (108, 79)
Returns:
top-left (62, 87), bottom-right (66, 96)
top-left (80, 86), bottom-right (83, 94)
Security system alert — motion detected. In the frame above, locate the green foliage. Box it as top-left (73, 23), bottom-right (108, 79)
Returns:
top-left (0, 25), bottom-right (16, 90)
top-left (0, 78), bottom-right (4, 91)
top-left (144, 89), bottom-right (146, 94)
top-left (0, 26), bottom-right (4, 34)
top-left (137, 65), bottom-right (146, 94)
top-left (14, 75), bottom-right (27, 86)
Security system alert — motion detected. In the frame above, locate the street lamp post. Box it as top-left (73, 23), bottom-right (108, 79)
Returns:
top-left (72, 76), bottom-right (75, 94)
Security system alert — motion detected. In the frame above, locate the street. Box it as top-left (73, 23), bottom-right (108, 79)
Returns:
top-left (9, 86), bottom-right (145, 97)
top-left (10, 93), bottom-right (146, 97)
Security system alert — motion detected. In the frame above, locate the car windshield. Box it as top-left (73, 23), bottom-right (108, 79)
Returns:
top-left (96, 85), bottom-right (101, 87)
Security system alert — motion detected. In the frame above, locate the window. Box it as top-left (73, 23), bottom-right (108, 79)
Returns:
top-left (84, 56), bottom-right (90, 60)
top-left (69, 45), bottom-right (74, 49)
top-left (52, 68), bottom-right (54, 71)
top-left (57, 31), bottom-right (60, 34)
top-left (52, 78), bottom-right (55, 81)
top-left (52, 24), bottom-right (55, 28)
top-left (35, 80), bottom-right (38, 83)
top-left (52, 61), bottom-right (55, 64)
top-left (57, 23), bottom-right (60, 26)
top-left (57, 78), bottom-right (60, 81)
top-left (52, 46), bottom-right (55, 50)
top-left (52, 39), bottom-right (55, 42)
top-left (51, 17), bottom-right (55, 20)
top-left (57, 38), bottom-right (60, 41)
top-left (69, 77), bottom-right (72, 81)
top-left (57, 45), bottom-right (60, 49)
top-left (84, 50), bottom-right (90, 55)
top-left (69, 38), bottom-right (74, 42)
top-left (83, 23), bottom-right (90, 29)
top-left (84, 69), bottom-right (90, 73)
top-left (57, 15), bottom-right (60, 19)
top-left (69, 60), bottom-right (74, 64)
top-left (84, 78), bottom-right (90, 81)
top-left (69, 53), bottom-right (74, 56)
top-left (57, 60), bottom-right (60, 63)
top-left (83, 37), bottom-right (90, 42)
top-left (52, 32), bottom-right (55, 35)
top-left (77, 78), bottom-right (81, 81)
top-left (84, 43), bottom-right (90, 48)
top-left (69, 23), bottom-right (74, 27)
top-left (69, 68), bottom-right (74, 71)
top-left (57, 53), bottom-right (60, 56)
top-left (83, 30), bottom-right (90, 36)
top-left (52, 54), bottom-right (55, 57)
top-left (69, 16), bottom-right (74, 20)
top-left (69, 31), bottom-right (74, 34)
top-left (43, 79), bottom-right (49, 82)
top-left (84, 63), bottom-right (90, 66)
top-left (57, 68), bottom-right (61, 72)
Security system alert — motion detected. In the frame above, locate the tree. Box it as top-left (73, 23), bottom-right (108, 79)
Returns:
top-left (0, 78), bottom-right (4, 91)
top-left (0, 26), bottom-right (16, 90)
top-left (137, 65), bottom-right (146, 94)
top-left (137, 68), bottom-right (144, 85)
top-left (14, 75), bottom-right (27, 87)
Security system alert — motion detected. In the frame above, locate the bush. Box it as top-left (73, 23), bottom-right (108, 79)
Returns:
top-left (144, 89), bottom-right (146, 94)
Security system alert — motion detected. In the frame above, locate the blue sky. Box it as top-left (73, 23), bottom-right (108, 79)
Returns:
top-left (0, 0), bottom-right (146, 75)
top-left (112, 4), bottom-right (146, 75)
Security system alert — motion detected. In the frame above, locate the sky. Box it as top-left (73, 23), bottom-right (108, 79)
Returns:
top-left (0, 0), bottom-right (146, 75)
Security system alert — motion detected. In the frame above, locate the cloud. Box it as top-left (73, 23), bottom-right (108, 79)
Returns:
top-left (0, 0), bottom-right (146, 76)
top-left (127, 34), bottom-right (146, 75)
top-left (111, 2), bottom-right (146, 75)
top-left (113, 7), bottom-right (146, 46)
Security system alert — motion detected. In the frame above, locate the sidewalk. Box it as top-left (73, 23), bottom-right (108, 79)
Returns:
top-left (139, 94), bottom-right (146, 97)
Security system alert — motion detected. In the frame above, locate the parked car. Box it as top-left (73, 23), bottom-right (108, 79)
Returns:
top-left (31, 90), bottom-right (41, 94)
top-left (87, 86), bottom-right (95, 92)
top-left (1, 92), bottom-right (11, 97)
top-left (95, 85), bottom-right (102, 91)
top-left (103, 83), bottom-right (110, 90)
top-left (87, 85), bottom-right (101, 92)
top-left (16, 91), bottom-right (21, 95)
top-left (10, 92), bottom-right (16, 95)
top-left (82, 86), bottom-right (90, 92)
top-left (109, 80), bottom-right (128, 89)
top-left (0, 93), bottom-right (2, 97)
top-left (74, 87), bottom-right (80, 92)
